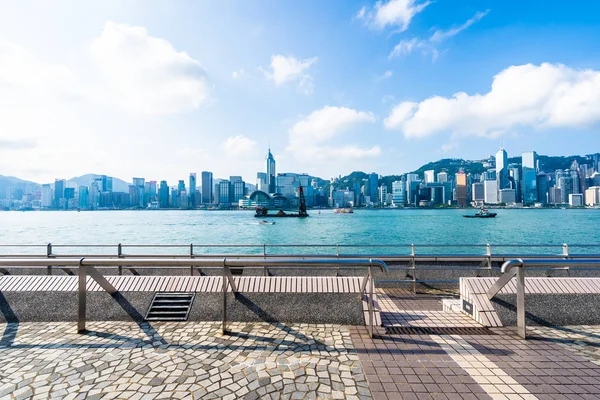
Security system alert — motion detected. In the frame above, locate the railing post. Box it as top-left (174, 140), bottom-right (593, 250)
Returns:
top-left (117, 243), bottom-right (123, 276)
top-left (486, 243), bottom-right (492, 276)
top-left (263, 244), bottom-right (268, 276)
top-left (47, 243), bottom-right (52, 275)
top-left (411, 244), bottom-right (417, 294)
top-left (222, 258), bottom-right (228, 335)
top-left (562, 243), bottom-right (569, 258)
top-left (190, 244), bottom-right (194, 276)
top-left (78, 259), bottom-right (86, 333)
top-left (368, 260), bottom-right (374, 338)
top-left (516, 262), bottom-right (526, 339)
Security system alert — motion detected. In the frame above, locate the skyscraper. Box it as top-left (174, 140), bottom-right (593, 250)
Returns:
top-left (54, 179), bottom-right (66, 208)
top-left (455, 172), bottom-right (467, 207)
top-left (266, 148), bottom-right (276, 194)
top-left (522, 151), bottom-right (538, 171)
top-left (159, 181), bottom-right (169, 208)
top-left (256, 172), bottom-right (267, 192)
top-left (437, 171), bottom-right (448, 183)
top-left (189, 173), bottom-right (197, 207)
top-left (201, 171), bottom-right (213, 204)
top-left (496, 148), bottom-right (509, 196)
top-left (424, 170), bottom-right (435, 184)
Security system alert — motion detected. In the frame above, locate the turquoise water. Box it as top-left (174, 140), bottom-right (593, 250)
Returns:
top-left (0, 209), bottom-right (599, 255)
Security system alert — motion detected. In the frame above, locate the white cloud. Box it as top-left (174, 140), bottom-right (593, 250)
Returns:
top-left (384, 63), bottom-right (600, 139)
top-left (430, 10), bottom-right (490, 42)
top-left (89, 21), bottom-right (210, 115)
top-left (376, 70), bottom-right (393, 82)
top-left (223, 135), bottom-right (258, 157)
top-left (232, 69), bottom-right (245, 79)
top-left (390, 10), bottom-right (488, 60)
top-left (358, 0), bottom-right (431, 31)
top-left (263, 54), bottom-right (317, 87)
top-left (287, 106), bottom-right (379, 166)
top-left (440, 143), bottom-right (458, 153)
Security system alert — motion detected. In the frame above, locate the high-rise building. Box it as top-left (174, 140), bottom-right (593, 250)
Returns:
top-left (392, 179), bottom-right (406, 206)
top-left (522, 167), bottom-right (538, 204)
top-left (495, 148), bottom-right (509, 193)
top-left (201, 171), bottom-right (213, 204)
top-left (437, 171), bottom-right (448, 183)
top-left (522, 151), bottom-right (538, 171)
top-left (41, 184), bottom-right (53, 208)
top-left (472, 182), bottom-right (485, 202)
top-left (106, 177), bottom-right (113, 192)
top-left (499, 188), bottom-right (516, 204)
top-left (132, 177), bottom-right (145, 207)
top-left (159, 181), bottom-right (170, 208)
top-left (256, 172), bottom-right (267, 192)
top-left (484, 180), bottom-right (498, 204)
top-left (424, 170), bottom-right (435, 184)
top-left (266, 148), bottom-right (276, 194)
top-left (537, 173), bottom-right (549, 204)
top-left (78, 186), bottom-right (89, 209)
top-left (585, 187), bottom-right (600, 206)
top-left (455, 172), bottom-right (467, 207)
top-left (569, 193), bottom-right (583, 207)
top-left (218, 180), bottom-right (230, 204)
top-left (368, 173), bottom-right (378, 204)
top-left (54, 179), bottom-right (66, 208)
top-left (189, 173), bottom-right (197, 208)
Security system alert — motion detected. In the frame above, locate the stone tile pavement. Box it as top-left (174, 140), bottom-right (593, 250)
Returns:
top-left (0, 322), bottom-right (371, 400)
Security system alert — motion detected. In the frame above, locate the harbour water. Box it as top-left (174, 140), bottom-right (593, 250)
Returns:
top-left (1, 209), bottom-right (599, 255)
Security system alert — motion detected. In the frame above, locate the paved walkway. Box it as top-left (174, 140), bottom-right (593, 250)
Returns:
top-left (3, 288), bottom-right (600, 399)
top-left (0, 322), bottom-right (371, 399)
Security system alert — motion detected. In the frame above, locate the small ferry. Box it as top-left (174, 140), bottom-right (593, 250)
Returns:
top-left (333, 207), bottom-right (354, 214)
top-left (463, 208), bottom-right (497, 218)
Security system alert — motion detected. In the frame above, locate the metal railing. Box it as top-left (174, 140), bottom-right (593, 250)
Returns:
top-left (2, 242), bottom-right (600, 292)
top-left (0, 257), bottom-right (388, 338)
top-left (486, 259), bottom-right (600, 339)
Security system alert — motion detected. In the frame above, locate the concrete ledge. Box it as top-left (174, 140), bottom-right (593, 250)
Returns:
top-left (492, 294), bottom-right (600, 326)
top-left (0, 291), bottom-right (363, 325)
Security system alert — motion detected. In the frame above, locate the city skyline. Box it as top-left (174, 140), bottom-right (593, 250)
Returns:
top-left (1, 1), bottom-right (600, 184)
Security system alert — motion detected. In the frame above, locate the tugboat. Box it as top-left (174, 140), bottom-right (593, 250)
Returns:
top-left (463, 208), bottom-right (497, 218)
top-left (333, 207), bottom-right (354, 214)
top-left (254, 186), bottom-right (309, 218)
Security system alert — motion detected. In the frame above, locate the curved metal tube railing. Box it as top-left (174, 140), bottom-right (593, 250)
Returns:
top-left (0, 257), bottom-right (387, 338)
top-left (487, 258), bottom-right (600, 339)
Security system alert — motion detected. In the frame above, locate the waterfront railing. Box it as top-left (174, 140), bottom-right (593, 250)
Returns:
top-left (486, 258), bottom-right (600, 339)
top-left (0, 257), bottom-right (387, 337)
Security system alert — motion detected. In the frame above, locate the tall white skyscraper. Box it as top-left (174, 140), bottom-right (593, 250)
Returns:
top-left (424, 170), bottom-right (435, 184)
top-left (496, 148), bottom-right (509, 191)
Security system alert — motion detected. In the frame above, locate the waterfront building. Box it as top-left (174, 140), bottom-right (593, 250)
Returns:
top-left (266, 148), bottom-right (276, 194)
top-left (509, 166), bottom-right (521, 202)
top-left (472, 182), bottom-right (484, 202)
top-left (231, 178), bottom-right (245, 204)
top-left (201, 171), bottom-right (213, 204)
top-left (549, 186), bottom-right (562, 204)
top-left (537, 173), bottom-right (549, 204)
top-left (522, 167), bottom-right (538, 205)
top-left (424, 170), bottom-right (435, 184)
top-left (496, 148), bottom-right (509, 194)
top-left (159, 181), bottom-right (169, 208)
top-left (557, 170), bottom-right (572, 203)
top-left (569, 193), bottom-right (583, 207)
top-left (406, 179), bottom-right (421, 206)
top-left (77, 186), bottom-right (90, 209)
top-left (437, 171), bottom-right (448, 183)
top-left (455, 172), bottom-right (467, 207)
top-left (392, 180), bottom-right (406, 206)
top-left (90, 181), bottom-right (100, 209)
top-left (179, 190), bottom-right (188, 208)
top-left (378, 185), bottom-right (388, 205)
top-left (276, 173), bottom-right (297, 198)
top-left (256, 172), bottom-right (267, 192)
top-left (218, 180), bottom-right (231, 205)
top-left (484, 180), bottom-right (498, 204)
top-left (170, 188), bottom-right (178, 207)
top-left (368, 173), bottom-right (378, 205)
top-left (189, 173), bottom-right (197, 208)
top-left (106, 177), bottom-right (113, 192)
top-left (41, 184), bottom-right (52, 208)
top-left (585, 187), bottom-right (600, 206)
top-left (54, 179), bottom-right (66, 208)
top-left (132, 177), bottom-right (145, 207)
top-left (522, 151), bottom-right (538, 171)
top-left (331, 190), bottom-right (354, 208)
top-left (499, 188), bottom-right (516, 205)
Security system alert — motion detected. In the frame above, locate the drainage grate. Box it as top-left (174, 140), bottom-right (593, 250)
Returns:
top-left (385, 326), bottom-right (495, 336)
top-left (146, 293), bottom-right (195, 321)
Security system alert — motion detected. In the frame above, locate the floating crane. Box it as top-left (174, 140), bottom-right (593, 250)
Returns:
top-left (254, 186), bottom-right (309, 218)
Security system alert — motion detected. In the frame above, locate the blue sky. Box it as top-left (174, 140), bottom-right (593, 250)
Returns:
top-left (1, 0), bottom-right (599, 184)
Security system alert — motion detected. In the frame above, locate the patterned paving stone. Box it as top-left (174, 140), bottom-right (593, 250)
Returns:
top-left (0, 322), bottom-right (372, 399)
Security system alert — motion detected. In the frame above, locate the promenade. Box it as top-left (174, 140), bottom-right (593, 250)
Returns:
top-left (2, 288), bottom-right (600, 399)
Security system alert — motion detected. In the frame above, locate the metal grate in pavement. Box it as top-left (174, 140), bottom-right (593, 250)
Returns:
top-left (385, 326), bottom-right (495, 335)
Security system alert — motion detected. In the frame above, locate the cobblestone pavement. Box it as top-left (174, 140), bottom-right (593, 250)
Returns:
top-left (0, 322), bottom-right (372, 399)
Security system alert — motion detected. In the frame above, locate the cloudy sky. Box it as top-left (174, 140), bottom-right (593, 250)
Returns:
top-left (1, 0), bottom-right (599, 185)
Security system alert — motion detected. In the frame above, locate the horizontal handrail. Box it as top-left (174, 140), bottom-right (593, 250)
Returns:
top-left (0, 257), bottom-right (388, 272)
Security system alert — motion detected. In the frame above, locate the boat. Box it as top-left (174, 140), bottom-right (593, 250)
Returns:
top-left (463, 208), bottom-right (497, 218)
top-left (254, 186), bottom-right (309, 218)
top-left (258, 220), bottom-right (275, 225)
top-left (333, 207), bottom-right (354, 214)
